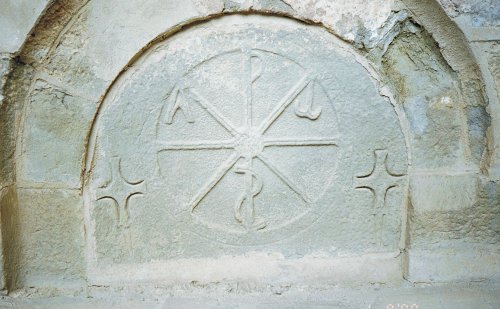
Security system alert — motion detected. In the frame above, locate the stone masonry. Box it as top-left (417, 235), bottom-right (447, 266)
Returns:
top-left (0, 0), bottom-right (498, 307)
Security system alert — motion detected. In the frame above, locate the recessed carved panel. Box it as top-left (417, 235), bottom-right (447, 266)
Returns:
top-left (86, 16), bottom-right (408, 265)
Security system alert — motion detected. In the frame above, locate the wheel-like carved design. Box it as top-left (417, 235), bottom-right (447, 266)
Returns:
top-left (156, 49), bottom-right (340, 237)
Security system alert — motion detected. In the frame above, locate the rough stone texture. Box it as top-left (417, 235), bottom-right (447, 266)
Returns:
top-left (1, 284), bottom-right (499, 308)
top-left (0, 186), bottom-right (19, 292)
top-left (490, 44), bottom-right (500, 99)
top-left (0, 0), bottom-right (49, 53)
top-left (282, 0), bottom-right (395, 45)
top-left (408, 175), bottom-right (499, 281)
top-left (38, 0), bottom-right (220, 101)
top-left (0, 188), bottom-right (10, 292)
top-left (17, 80), bottom-right (96, 188)
top-left (382, 23), bottom-right (484, 169)
top-left (410, 176), bottom-right (498, 247)
top-left (410, 173), bottom-right (478, 212)
top-left (19, 0), bottom-right (89, 66)
top-left (0, 0), bottom-right (498, 304)
top-left (15, 189), bottom-right (85, 288)
top-left (466, 41), bottom-right (500, 178)
top-left (438, 0), bottom-right (500, 27)
top-left (0, 57), bottom-right (15, 188)
top-left (86, 15), bottom-right (407, 284)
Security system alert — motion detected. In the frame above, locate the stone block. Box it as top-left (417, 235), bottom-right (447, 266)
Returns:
top-left (42, 0), bottom-right (210, 100)
top-left (1, 185), bottom-right (21, 291)
top-left (0, 0), bottom-right (49, 53)
top-left (438, 0), bottom-right (500, 27)
top-left (84, 15), bottom-right (408, 284)
top-left (18, 80), bottom-right (96, 188)
top-left (0, 57), bottom-right (15, 188)
top-left (410, 173), bottom-right (478, 213)
top-left (409, 175), bottom-right (498, 249)
top-left (16, 188), bottom-right (85, 287)
top-left (408, 246), bottom-right (500, 282)
top-left (0, 187), bottom-right (10, 292)
top-left (19, 0), bottom-right (88, 65)
top-left (383, 26), bottom-right (475, 169)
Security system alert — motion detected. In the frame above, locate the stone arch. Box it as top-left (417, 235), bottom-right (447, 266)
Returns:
top-left (0, 0), bottom-right (496, 292)
top-left (82, 14), bottom-right (410, 277)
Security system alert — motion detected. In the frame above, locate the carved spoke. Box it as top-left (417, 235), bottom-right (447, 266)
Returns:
top-left (190, 152), bottom-right (241, 212)
top-left (258, 74), bottom-right (312, 134)
top-left (187, 88), bottom-right (240, 136)
top-left (263, 137), bottom-right (339, 147)
top-left (257, 154), bottom-right (310, 203)
top-left (158, 140), bottom-right (235, 151)
top-left (158, 50), bottom-right (339, 231)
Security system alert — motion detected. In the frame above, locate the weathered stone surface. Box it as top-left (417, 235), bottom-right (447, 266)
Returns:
top-left (407, 173), bottom-right (499, 283)
top-left (0, 57), bottom-right (15, 188)
top-left (41, 0), bottom-right (218, 100)
top-left (438, 0), bottom-right (500, 27)
top-left (86, 15), bottom-right (407, 281)
top-left (382, 25), bottom-right (481, 169)
top-left (1, 284), bottom-right (499, 308)
top-left (15, 189), bottom-right (85, 287)
top-left (0, 0), bottom-right (499, 299)
top-left (489, 44), bottom-right (500, 109)
top-left (0, 187), bottom-right (10, 292)
top-left (408, 246), bottom-right (500, 282)
top-left (17, 80), bottom-right (96, 188)
top-left (282, 0), bottom-right (396, 45)
top-left (0, 0), bottom-right (49, 53)
top-left (488, 44), bottom-right (500, 173)
top-left (0, 56), bottom-right (12, 104)
top-left (410, 173), bottom-right (478, 212)
top-left (410, 176), bottom-right (499, 248)
top-left (19, 0), bottom-right (88, 66)
top-left (0, 186), bottom-right (22, 292)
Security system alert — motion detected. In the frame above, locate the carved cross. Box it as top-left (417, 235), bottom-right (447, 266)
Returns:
top-left (96, 157), bottom-right (146, 228)
top-left (158, 50), bottom-right (339, 231)
top-left (354, 149), bottom-right (404, 249)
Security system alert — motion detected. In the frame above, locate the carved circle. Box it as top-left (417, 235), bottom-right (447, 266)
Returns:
top-left (155, 48), bottom-right (341, 244)
top-left (87, 16), bottom-right (408, 251)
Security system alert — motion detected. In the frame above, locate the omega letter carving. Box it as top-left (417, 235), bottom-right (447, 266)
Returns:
top-left (88, 17), bottom-right (408, 256)
top-left (158, 50), bottom-right (338, 234)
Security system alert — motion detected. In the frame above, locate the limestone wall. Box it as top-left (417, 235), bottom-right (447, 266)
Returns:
top-left (0, 0), bottom-right (498, 293)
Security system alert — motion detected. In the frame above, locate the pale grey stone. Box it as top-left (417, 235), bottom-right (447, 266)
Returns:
top-left (407, 246), bottom-right (500, 282)
top-left (438, 0), bottom-right (500, 27)
top-left (0, 0), bottom-right (499, 301)
top-left (410, 176), bottom-right (499, 249)
top-left (17, 80), bottom-right (96, 188)
top-left (0, 0), bottom-right (49, 53)
top-left (383, 25), bottom-right (474, 169)
top-left (0, 57), bottom-right (16, 188)
top-left (282, 0), bottom-right (396, 43)
top-left (410, 173), bottom-right (478, 212)
top-left (85, 15), bottom-right (407, 281)
top-left (41, 0), bottom-right (212, 100)
top-left (0, 187), bottom-right (9, 292)
top-left (404, 97), bottom-right (428, 136)
top-left (15, 189), bottom-right (85, 288)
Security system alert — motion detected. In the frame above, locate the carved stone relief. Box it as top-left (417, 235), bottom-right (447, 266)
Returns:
top-left (86, 15), bottom-right (408, 265)
top-left (157, 49), bottom-right (339, 238)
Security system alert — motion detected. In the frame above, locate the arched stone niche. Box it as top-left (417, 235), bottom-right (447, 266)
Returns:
top-left (84, 15), bottom-right (408, 283)
top-left (0, 0), bottom-right (497, 291)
